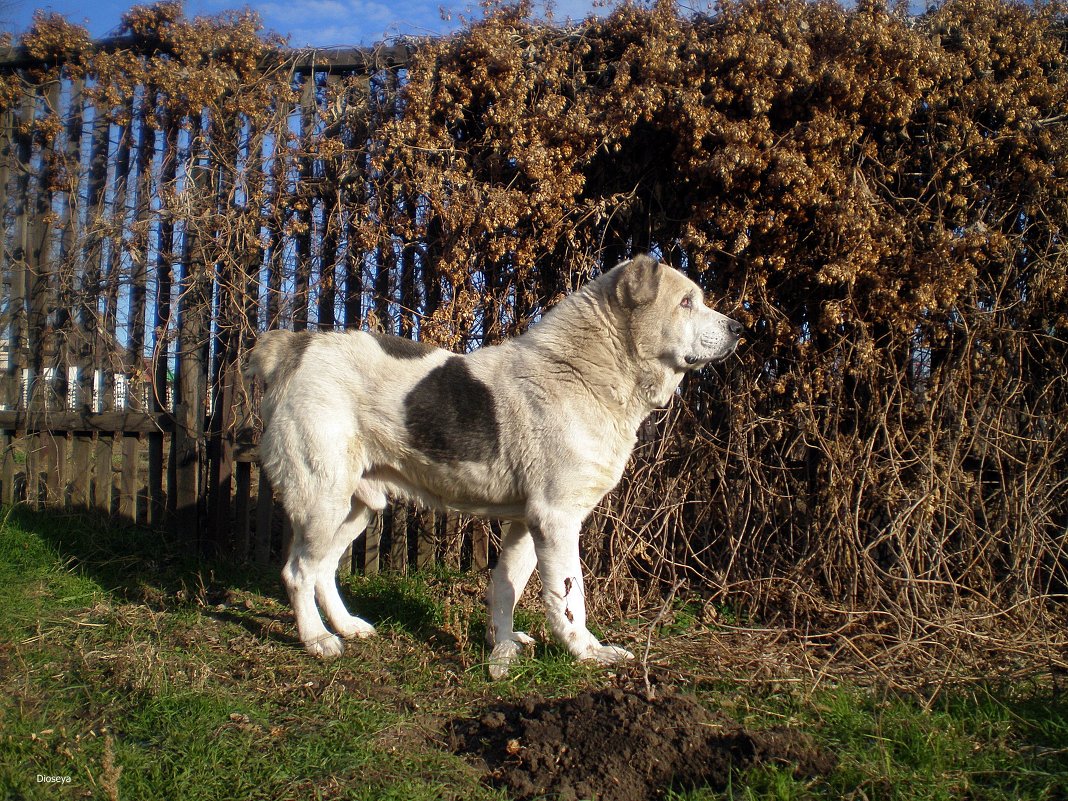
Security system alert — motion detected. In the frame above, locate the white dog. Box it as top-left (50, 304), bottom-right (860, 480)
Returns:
top-left (246, 255), bottom-right (742, 677)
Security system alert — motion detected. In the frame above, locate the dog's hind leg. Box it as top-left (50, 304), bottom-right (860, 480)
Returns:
top-left (282, 497), bottom-right (354, 659)
top-left (314, 500), bottom-right (376, 641)
top-left (486, 521), bottom-right (538, 679)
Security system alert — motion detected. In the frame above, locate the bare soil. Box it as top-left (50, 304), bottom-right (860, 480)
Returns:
top-left (448, 688), bottom-right (835, 801)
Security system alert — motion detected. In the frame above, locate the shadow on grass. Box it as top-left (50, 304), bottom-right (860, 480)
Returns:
top-left (5, 503), bottom-right (455, 651)
top-left (344, 574), bottom-right (444, 635)
top-left (5, 503), bottom-right (282, 600)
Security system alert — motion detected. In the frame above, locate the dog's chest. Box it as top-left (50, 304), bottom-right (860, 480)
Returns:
top-left (542, 424), bottom-right (636, 510)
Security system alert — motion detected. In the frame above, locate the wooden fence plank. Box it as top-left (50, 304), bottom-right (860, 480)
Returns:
top-left (22, 79), bottom-right (55, 506)
top-left (444, 514), bottom-right (462, 570)
top-left (117, 85), bottom-right (153, 525)
top-left (264, 139), bottom-right (286, 330)
top-left (363, 512), bottom-right (381, 575)
top-left (172, 117), bottom-right (211, 546)
top-left (57, 76), bottom-right (85, 431)
top-left (128, 84), bottom-right (153, 386)
top-left (230, 112), bottom-right (264, 561)
top-left (9, 82), bottom-right (34, 414)
top-left (254, 471), bottom-right (273, 566)
top-left (69, 87), bottom-right (111, 514)
top-left (0, 99), bottom-right (16, 418)
top-left (234, 461), bottom-right (252, 561)
top-left (56, 433), bottom-right (70, 506)
top-left (471, 521), bottom-right (490, 572)
top-left (24, 432), bottom-right (39, 507)
top-left (0, 94), bottom-right (10, 305)
top-left (1, 86), bottom-right (28, 416)
top-left (98, 99), bottom-right (134, 416)
top-left (210, 365), bottom-right (236, 553)
top-left (93, 433), bottom-right (114, 513)
top-left (148, 115), bottom-right (181, 527)
top-left (204, 111), bottom-right (244, 554)
top-left (318, 72), bottom-right (341, 333)
top-left (70, 432), bottom-right (92, 508)
top-left (118, 433), bottom-right (139, 521)
top-left (417, 510), bottom-right (436, 570)
top-left (390, 505), bottom-right (408, 573)
top-left (0, 431), bottom-right (13, 504)
top-left (41, 432), bottom-right (62, 506)
top-left (24, 57), bottom-right (52, 500)
top-left (292, 71), bottom-right (317, 332)
top-left (339, 78), bottom-right (368, 330)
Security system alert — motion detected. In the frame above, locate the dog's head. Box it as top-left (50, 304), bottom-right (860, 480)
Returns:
top-left (613, 254), bottom-right (743, 371)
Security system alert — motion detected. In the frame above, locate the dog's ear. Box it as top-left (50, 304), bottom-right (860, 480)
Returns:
top-left (616, 254), bottom-right (662, 309)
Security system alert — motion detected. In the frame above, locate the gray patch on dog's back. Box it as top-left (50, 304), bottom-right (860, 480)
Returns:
top-left (370, 331), bottom-right (438, 360)
top-left (404, 357), bottom-right (500, 463)
top-left (287, 330), bottom-right (315, 359)
top-left (256, 329), bottom-right (315, 386)
top-left (285, 331), bottom-right (316, 374)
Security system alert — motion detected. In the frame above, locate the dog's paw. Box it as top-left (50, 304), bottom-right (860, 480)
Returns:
top-left (305, 633), bottom-right (345, 659)
top-left (580, 643), bottom-right (634, 666)
top-left (335, 617), bottom-right (376, 640)
top-left (487, 632), bottom-right (536, 680)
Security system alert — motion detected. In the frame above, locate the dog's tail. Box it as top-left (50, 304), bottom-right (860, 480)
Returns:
top-left (244, 329), bottom-right (307, 388)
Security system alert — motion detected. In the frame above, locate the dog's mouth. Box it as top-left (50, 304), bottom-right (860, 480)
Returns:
top-left (684, 351), bottom-right (731, 368)
top-left (685, 340), bottom-right (740, 367)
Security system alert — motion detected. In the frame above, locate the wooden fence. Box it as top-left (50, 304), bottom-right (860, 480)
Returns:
top-left (0, 35), bottom-right (493, 573)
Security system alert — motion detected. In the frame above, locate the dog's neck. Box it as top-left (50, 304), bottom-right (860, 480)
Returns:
top-left (522, 281), bottom-right (684, 428)
top-left (635, 363), bottom-right (687, 412)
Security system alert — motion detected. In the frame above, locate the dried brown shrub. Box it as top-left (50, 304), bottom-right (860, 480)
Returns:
top-left (377, 0), bottom-right (1068, 634)
top-left (2, 0), bottom-right (1065, 661)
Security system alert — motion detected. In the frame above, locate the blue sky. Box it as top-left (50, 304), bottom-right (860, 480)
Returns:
top-left (2, 0), bottom-right (610, 47)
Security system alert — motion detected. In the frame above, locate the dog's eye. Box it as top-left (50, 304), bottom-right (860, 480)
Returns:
top-left (680, 296), bottom-right (692, 309)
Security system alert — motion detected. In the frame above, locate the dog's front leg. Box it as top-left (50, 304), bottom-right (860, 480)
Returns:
top-left (529, 510), bottom-right (633, 666)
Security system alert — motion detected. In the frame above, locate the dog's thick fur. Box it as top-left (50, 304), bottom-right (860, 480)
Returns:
top-left (247, 255), bottom-right (741, 676)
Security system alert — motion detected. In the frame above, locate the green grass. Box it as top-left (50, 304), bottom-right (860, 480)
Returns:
top-left (0, 507), bottom-right (509, 801)
top-left (1, 505), bottom-right (1067, 800)
top-left (735, 686), bottom-right (1068, 801)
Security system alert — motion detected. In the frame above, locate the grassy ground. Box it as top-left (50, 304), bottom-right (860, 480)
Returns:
top-left (1, 506), bottom-right (1067, 801)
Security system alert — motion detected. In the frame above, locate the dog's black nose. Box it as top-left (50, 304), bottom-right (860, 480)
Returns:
top-left (729, 321), bottom-right (744, 339)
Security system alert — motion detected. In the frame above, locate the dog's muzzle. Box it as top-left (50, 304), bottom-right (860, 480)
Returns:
top-left (687, 320), bottom-right (744, 365)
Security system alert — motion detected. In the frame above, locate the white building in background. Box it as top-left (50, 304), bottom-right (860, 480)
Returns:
top-left (0, 343), bottom-right (175, 412)
top-left (113, 374), bottom-right (128, 410)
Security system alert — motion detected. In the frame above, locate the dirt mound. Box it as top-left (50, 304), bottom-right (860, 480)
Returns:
top-left (448, 689), bottom-right (834, 801)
